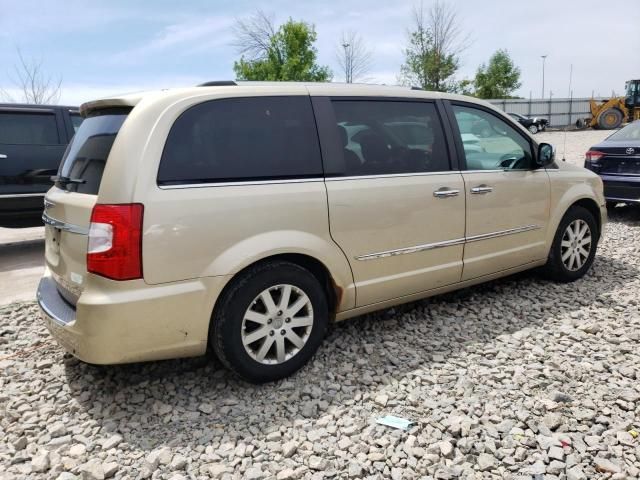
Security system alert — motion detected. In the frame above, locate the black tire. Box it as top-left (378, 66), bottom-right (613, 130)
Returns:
top-left (541, 206), bottom-right (598, 282)
top-left (528, 124), bottom-right (538, 134)
top-left (597, 108), bottom-right (623, 129)
top-left (210, 261), bottom-right (328, 383)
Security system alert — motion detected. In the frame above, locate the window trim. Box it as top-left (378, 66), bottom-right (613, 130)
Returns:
top-left (0, 110), bottom-right (61, 146)
top-left (313, 96), bottom-right (457, 178)
top-left (156, 95), bottom-right (324, 187)
top-left (442, 100), bottom-right (539, 172)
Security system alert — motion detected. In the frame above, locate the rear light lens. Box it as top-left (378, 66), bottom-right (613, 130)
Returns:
top-left (585, 150), bottom-right (605, 162)
top-left (87, 204), bottom-right (143, 280)
top-left (584, 150), bottom-right (604, 170)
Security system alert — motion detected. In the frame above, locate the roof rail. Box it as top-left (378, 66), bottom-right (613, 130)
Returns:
top-left (198, 80), bottom-right (237, 87)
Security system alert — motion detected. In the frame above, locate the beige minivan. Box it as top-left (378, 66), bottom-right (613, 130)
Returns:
top-left (38, 82), bottom-right (606, 382)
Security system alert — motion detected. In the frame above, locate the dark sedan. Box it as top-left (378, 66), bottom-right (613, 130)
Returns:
top-left (584, 120), bottom-right (640, 206)
top-left (507, 112), bottom-right (549, 134)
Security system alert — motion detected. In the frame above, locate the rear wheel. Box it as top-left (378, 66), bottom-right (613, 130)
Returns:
top-left (597, 108), bottom-right (623, 129)
top-left (528, 124), bottom-right (538, 134)
top-left (541, 206), bottom-right (598, 282)
top-left (210, 261), bottom-right (328, 383)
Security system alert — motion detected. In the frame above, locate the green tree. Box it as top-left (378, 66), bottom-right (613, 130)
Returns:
top-left (233, 19), bottom-right (331, 82)
top-left (474, 49), bottom-right (521, 99)
top-left (399, 1), bottom-right (466, 92)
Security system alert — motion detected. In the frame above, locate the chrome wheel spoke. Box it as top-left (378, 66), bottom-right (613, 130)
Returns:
top-left (286, 330), bottom-right (306, 349)
top-left (275, 336), bottom-right (286, 363)
top-left (288, 316), bottom-right (313, 328)
top-left (573, 221), bottom-right (581, 238)
top-left (578, 222), bottom-right (588, 240)
top-left (578, 246), bottom-right (590, 258)
top-left (561, 240), bottom-right (572, 248)
top-left (244, 310), bottom-right (270, 325)
top-left (286, 297), bottom-right (308, 317)
top-left (579, 236), bottom-right (592, 247)
top-left (242, 326), bottom-right (270, 346)
top-left (279, 285), bottom-right (292, 310)
top-left (255, 337), bottom-right (274, 362)
top-left (260, 290), bottom-right (278, 315)
top-left (561, 248), bottom-right (572, 262)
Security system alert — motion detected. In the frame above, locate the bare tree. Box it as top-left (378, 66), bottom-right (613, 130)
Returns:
top-left (6, 49), bottom-right (62, 104)
top-left (232, 10), bottom-right (277, 60)
top-left (336, 30), bottom-right (373, 83)
top-left (399, 0), bottom-right (468, 92)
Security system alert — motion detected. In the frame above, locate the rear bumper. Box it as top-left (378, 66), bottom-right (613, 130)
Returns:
top-left (37, 270), bottom-right (230, 364)
top-left (600, 174), bottom-right (640, 203)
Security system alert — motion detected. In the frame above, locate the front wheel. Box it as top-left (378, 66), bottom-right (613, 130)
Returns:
top-left (528, 124), bottom-right (538, 134)
top-left (541, 206), bottom-right (598, 282)
top-left (210, 261), bottom-right (328, 383)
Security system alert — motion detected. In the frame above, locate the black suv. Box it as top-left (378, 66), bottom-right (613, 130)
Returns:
top-left (0, 104), bottom-right (81, 227)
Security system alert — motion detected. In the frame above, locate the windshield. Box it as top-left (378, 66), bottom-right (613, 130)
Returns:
top-left (607, 121), bottom-right (640, 142)
top-left (57, 108), bottom-right (130, 194)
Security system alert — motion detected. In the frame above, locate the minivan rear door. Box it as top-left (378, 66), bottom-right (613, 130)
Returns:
top-left (312, 96), bottom-right (466, 307)
top-left (43, 109), bottom-right (130, 304)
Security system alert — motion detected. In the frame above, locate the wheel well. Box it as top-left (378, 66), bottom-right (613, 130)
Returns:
top-left (217, 254), bottom-right (340, 318)
top-left (570, 198), bottom-right (601, 237)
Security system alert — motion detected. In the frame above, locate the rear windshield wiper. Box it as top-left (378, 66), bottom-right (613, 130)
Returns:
top-left (51, 175), bottom-right (86, 185)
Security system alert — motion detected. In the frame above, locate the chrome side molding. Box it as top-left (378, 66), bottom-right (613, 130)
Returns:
top-left (355, 237), bottom-right (466, 261)
top-left (356, 224), bottom-right (541, 261)
top-left (42, 212), bottom-right (89, 235)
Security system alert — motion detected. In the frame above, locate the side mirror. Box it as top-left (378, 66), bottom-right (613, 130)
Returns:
top-left (537, 143), bottom-right (555, 167)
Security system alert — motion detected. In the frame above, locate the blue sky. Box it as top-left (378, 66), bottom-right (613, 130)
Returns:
top-left (0, 0), bottom-right (638, 105)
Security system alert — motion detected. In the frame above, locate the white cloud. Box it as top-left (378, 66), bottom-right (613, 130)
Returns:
top-left (108, 16), bottom-right (235, 65)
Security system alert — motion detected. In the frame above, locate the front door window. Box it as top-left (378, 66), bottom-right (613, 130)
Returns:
top-left (452, 105), bottom-right (533, 171)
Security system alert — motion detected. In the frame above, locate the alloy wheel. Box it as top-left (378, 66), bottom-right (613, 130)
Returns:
top-left (561, 219), bottom-right (592, 271)
top-left (241, 284), bottom-right (314, 365)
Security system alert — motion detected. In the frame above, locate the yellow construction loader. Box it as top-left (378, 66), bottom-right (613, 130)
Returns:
top-left (576, 79), bottom-right (640, 129)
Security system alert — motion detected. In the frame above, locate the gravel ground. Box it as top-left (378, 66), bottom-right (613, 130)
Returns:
top-left (1, 131), bottom-right (639, 480)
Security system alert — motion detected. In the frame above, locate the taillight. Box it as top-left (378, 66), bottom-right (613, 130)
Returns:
top-left (584, 150), bottom-right (605, 170)
top-left (87, 204), bottom-right (143, 280)
top-left (585, 150), bottom-right (605, 162)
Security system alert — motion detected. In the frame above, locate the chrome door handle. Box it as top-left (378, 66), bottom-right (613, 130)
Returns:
top-left (0, 154), bottom-right (7, 159)
top-left (470, 185), bottom-right (493, 194)
top-left (433, 188), bottom-right (460, 198)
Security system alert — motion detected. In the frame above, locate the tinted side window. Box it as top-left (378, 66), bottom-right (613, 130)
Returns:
top-left (158, 96), bottom-right (322, 185)
top-left (331, 100), bottom-right (449, 176)
top-left (0, 112), bottom-right (59, 145)
top-left (452, 105), bottom-right (533, 171)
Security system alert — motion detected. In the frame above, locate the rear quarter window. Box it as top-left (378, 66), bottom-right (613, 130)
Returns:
top-left (158, 96), bottom-right (323, 185)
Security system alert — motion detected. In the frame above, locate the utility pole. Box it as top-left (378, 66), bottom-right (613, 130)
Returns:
top-left (541, 55), bottom-right (548, 99)
top-left (342, 43), bottom-right (351, 83)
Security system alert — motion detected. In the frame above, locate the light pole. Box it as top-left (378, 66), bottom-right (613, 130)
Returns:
top-left (541, 55), bottom-right (548, 99)
top-left (342, 43), bottom-right (350, 83)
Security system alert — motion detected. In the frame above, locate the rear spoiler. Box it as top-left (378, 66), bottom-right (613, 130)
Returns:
top-left (80, 95), bottom-right (143, 117)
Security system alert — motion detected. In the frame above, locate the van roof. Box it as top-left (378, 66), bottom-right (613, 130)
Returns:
top-left (79, 82), bottom-right (487, 116)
